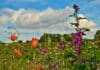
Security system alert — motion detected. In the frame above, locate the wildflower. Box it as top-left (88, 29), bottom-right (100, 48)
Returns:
top-left (58, 41), bottom-right (64, 48)
top-left (30, 38), bottom-right (38, 48)
top-left (75, 43), bottom-right (81, 48)
top-left (14, 49), bottom-right (21, 56)
top-left (79, 40), bottom-right (84, 46)
top-left (75, 40), bottom-right (84, 48)
top-left (73, 37), bottom-right (79, 43)
top-left (40, 49), bottom-right (47, 55)
top-left (75, 31), bottom-right (84, 37)
top-left (10, 34), bottom-right (18, 41)
top-left (73, 4), bottom-right (79, 13)
top-left (73, 31), bottom-right (84, 49)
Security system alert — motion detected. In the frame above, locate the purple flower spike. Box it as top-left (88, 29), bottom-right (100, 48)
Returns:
top-left (80, 40), bottom-right (84, 46)
top-left (75, 31), bottom-right (82, 37)
top-left (73, 4), bottom-right (80, 12)
top-left (73, 37), bottom-right (79, 43)
top-left (75, 43), bottom-right (81, 48)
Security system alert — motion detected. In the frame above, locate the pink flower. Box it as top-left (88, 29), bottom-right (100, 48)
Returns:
top-left (40, 49), bottom-right (47, 55)
top-left (73, 37), bottom-right (79, 43)
top-left (58, 41), bottom-right (64, 48)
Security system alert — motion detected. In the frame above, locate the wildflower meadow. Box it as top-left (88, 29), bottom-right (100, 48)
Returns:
top-left (0, 4), bottom-right (100, 70)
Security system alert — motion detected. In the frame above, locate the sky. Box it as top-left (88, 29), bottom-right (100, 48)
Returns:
top-left (0, 0), bottom-right (100, 42)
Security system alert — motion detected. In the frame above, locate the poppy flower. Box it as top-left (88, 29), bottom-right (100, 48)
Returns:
top-left (10, 34), bottom-right (18, 41)
top-left (30, 38), bottom-right (38, 48)
top-left (14, 49), bottom-right (21, 56)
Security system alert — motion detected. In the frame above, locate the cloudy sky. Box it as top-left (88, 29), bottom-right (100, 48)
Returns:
top-left (0, 0), bottom-right (100, 42)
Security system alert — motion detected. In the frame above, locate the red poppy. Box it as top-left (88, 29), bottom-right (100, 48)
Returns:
top-left (14, 49), bottom-right (21, 56)
top-left (10, 34), bottom-right (18, 41)
top-left (30, 38), bottom-right (38, 48)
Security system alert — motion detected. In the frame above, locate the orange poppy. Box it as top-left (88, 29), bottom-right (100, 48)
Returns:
top-left (30, 38), bottom-right (38, 48)
top-left (10, 34), bottom-right (18, 41)
top-left (33, 64), bottom-right (39, 70)
top-left (14, 49), bottom-right (21, 56)
top-left (33, 64), bottom-right (44, 70)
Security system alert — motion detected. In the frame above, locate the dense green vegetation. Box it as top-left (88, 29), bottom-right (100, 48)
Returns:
top-left (0, 30), bottom-right (100, 70)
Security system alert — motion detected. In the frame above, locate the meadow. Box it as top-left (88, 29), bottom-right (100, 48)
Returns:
top-left (0, 4), bottom-right (100, 70)
top-left (0, 33), bottom-right (100, 70)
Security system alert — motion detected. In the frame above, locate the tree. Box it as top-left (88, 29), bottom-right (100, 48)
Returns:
top-left (18, 40), bottom-right (23, 43)
top-left (95, 30), bottom-right (100, 40)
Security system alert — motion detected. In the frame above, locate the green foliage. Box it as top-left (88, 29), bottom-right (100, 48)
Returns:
top-left (95, 30), bottom-right (100, 40)
top-left (18, 40), bottom-right (23, 43)
top-left (39, 33), bottom-right (73, 43)
top-left (0, 38), bottom-right (99, 70)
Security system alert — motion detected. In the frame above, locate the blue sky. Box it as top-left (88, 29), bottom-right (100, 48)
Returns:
top-left (1, 0), bottom-right (100, 26)
top-left (0, 0), bottom-right (100, 42)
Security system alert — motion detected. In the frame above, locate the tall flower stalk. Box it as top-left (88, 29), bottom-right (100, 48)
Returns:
top-left (70, 4), bottom-right (89, 56)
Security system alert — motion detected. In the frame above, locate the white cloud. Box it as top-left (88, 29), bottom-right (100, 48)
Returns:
top-left (78, 14), bottom-right (97, 32)
top-left (0, 15), bottom-right (9, 23)
top-left (0, 7), bottom-right (97, 42)
top-left (0, 7), bottom-right (74, 30)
